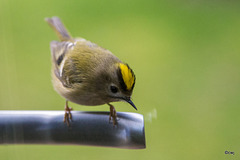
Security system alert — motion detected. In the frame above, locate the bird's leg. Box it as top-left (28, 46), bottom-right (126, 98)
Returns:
top-left (108, 103), bottom-right (117, 126)
top-left (64, 100), bottom-right (73, 126)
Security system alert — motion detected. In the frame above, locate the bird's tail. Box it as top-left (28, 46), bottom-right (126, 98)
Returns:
top-left (45, 16), bottom-right (72, 41)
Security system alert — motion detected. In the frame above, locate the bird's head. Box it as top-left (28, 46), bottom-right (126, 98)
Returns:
top-left (100, 63), bottom-right (137, 110)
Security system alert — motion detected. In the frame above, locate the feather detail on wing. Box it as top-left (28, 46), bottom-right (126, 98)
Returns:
top-left (50, 41), bottom-right (75, 88)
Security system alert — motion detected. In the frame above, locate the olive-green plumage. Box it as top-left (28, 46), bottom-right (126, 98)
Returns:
top-left (45, 17), bottom-right (136, 125)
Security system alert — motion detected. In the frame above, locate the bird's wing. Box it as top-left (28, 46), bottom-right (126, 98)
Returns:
top-left (50, 41), bottom-right (75, 88)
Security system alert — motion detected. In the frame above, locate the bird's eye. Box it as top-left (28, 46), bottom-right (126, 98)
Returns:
top-left (110, 85), bottom-right (118, 93)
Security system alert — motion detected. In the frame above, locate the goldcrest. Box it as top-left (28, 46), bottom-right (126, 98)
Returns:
top-left (45, 17), bottom-right (136, 126)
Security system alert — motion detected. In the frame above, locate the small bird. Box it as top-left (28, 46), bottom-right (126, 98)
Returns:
top-left (45, 17), bottom-right (137, 126)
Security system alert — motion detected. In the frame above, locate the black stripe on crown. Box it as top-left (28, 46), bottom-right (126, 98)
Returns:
top-left (117, 67), bottom-right (127, 91)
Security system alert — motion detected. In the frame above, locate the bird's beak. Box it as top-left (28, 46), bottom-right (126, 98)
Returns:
top-left (125, 98), bottom-right (137, 110)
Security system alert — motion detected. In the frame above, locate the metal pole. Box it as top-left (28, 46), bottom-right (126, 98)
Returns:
top-left (0, 111), bottom-right (145, 149)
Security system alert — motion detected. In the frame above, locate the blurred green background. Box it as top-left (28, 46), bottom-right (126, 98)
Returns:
top-left (0, 0), bottom-right (240, 159)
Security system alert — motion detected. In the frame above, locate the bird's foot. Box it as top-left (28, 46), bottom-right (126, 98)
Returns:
top-left (64, 101), bottom-right (73, 126)
top-left (108, 104), bottom-right (117, 126)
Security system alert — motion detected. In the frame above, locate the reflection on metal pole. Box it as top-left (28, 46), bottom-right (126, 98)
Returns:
top-left (0, 111), bottom-right (145, 149)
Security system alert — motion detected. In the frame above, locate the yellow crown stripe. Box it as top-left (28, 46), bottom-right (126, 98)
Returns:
top-left (118, 63), bottom-right (135, 90)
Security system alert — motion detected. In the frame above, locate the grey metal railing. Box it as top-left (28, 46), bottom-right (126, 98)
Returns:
top-left (0, 111), bottom-right (145, 149)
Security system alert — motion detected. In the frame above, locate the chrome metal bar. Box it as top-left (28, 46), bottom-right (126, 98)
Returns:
top-left (0, 111), bottom-right (145, 149)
